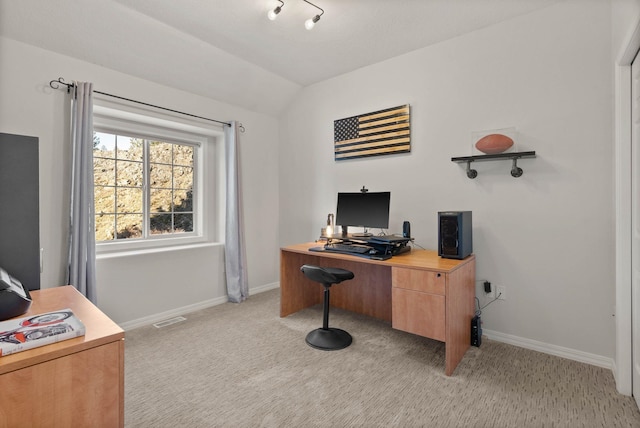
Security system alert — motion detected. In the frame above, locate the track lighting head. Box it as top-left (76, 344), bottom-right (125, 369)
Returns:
top-left (302, 0), bottom-right (324, 30)
top-left (267, 1), bottom-right (284, 21)
top-left (267, 7), bottom-right (281, 20)
top-left (305, 14), bottom-right (320, 30)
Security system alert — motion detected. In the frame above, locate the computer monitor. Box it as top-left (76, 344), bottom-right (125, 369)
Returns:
top-left (335, 192), bottom-right (390, 235)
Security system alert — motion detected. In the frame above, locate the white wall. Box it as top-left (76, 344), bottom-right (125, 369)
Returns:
top-left (279, 1), bottom-right (615, 361)
top-left (0, 37), bottom-right (281, 326)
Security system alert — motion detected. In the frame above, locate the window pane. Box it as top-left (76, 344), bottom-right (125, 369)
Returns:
top-left (174, 214), bottom-right (193, 233)
top-left (116, 160), bottom-right (143, 187)
top-left (150, 189), bottom-right (173, 213)
top-left (94, 158), bottom-right (115, 186)
top-left (173, 166), bottom-right (193, 190)
top-left (94, 132), bottom-right (116, 157)
top-left (149, 141), bottom-right (173, 164)
top-left (95, 186), bottom-right (115, 214)
top-left (95, 214), bottom-right (115, 241)
top-left (116, 187), bottom-right (143, 214)
top-left (174, 189), bottom-right (192, 212)
top-left (116, 136), bottom-right (143, 161)
top-left (150, 163), bottom-right (172, 188)
top-left (116, 214), bottom-right (143, 239)
top-left (174, 145), bottom-right (194, 167)
top-left (150, 213), bottom-right (172, 234)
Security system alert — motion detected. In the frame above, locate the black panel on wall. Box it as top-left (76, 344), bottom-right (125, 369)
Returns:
top-left (0, 133), bottom-right (40, 290)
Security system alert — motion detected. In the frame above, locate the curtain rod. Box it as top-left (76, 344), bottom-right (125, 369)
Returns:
top-left (49, 77), bottom-right (244, 132)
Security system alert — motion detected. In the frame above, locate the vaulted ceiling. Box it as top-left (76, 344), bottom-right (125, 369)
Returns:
top-left (0, 0), bottom-right (561, 114)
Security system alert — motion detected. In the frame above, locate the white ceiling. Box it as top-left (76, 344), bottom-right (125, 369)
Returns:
top-left (0, 0), bottom-right (561, 114)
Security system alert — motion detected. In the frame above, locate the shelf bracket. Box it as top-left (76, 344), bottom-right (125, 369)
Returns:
top-left (511, 158), bottom-right (523, 178)
top-left (466, 161), bottom-right (478, 179)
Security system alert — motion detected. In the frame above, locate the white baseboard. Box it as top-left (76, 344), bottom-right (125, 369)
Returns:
top-left (483, 329), bottom-right (614, 370)
top-left (119, 282), bottom-right (281, 331)
top-left (120, 295), bottom-right (228, 331)
top-left (250, 281), bottom-right (280, 294)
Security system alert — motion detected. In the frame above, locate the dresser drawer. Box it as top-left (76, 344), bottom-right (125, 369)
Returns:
top-left (392, 267), bottom-right (445, 295)
top-left (391, 288), bottom-right (445, 341)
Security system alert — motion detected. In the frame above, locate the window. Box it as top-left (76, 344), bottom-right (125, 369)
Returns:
top-left (92, 104), bottom-right (220, 252)
top-left (93, 132), bottom-right (196, 242)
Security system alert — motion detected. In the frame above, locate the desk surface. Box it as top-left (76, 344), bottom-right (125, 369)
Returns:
top-left (0, 285), bottom-right (124, 375)
top-left (284, 242), bottom-right (474, 272)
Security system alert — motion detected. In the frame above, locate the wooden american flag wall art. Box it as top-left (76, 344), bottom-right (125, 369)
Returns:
top-left (333, 104), bottom-right (411, 161)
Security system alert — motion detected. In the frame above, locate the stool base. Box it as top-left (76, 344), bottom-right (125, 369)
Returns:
top-left (305, 328), bottom-right (352, 351)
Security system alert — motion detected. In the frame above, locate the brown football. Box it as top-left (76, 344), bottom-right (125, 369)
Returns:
top-left (475, 134), bottom-right (514, 154)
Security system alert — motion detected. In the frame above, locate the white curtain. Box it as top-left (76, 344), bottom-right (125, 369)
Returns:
top-left (224, 121), bottom-right (248, 302)
top-left (67, 82), bottom-right (97, 303)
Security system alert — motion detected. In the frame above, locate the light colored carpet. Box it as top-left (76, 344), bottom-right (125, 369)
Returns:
top-left (124, 289), bottom-right (640, 427)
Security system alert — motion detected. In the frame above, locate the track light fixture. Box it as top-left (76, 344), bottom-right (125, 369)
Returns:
top-left (302, 0), bottom-right (324, 30)
top-left (267, 0), bottom-right (284, 21)
top-left (267, 0), bottom-right (324, 29)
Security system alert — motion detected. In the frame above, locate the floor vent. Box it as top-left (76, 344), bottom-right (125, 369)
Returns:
top-left (153, 316), bottom-right (187, 328)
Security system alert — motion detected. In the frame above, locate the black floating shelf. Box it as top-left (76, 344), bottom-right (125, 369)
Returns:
top-left (451, 151), bottom-right (536, 179)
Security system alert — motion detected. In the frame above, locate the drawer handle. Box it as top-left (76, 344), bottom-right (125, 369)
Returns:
top-left (437, 273), bottom-right (441, 277)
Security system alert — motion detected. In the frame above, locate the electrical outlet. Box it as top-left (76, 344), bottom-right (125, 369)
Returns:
top-left (497, 285), bottom-right (506, 300)
top-left (480, 280), bottom-right (496, 300)
top-left (485, 285), bottom-right (495, 299)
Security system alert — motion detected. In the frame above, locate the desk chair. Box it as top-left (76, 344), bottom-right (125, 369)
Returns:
top-left (300, 264), bottom-right (354, 351)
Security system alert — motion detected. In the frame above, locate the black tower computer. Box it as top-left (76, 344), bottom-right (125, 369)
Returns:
top-left (438, 211), bottom-right (472, 259)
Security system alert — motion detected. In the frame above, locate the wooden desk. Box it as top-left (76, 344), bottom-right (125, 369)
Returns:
top-left (280, 243), bottom-right (476, 376)
top-left (0, 286), bottom-right (124, 428)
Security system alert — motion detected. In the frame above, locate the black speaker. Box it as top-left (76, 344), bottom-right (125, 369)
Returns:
top-left (438, 211), bottom-right (472, 259)
top-left (402, 221), bottom-right (411, 238)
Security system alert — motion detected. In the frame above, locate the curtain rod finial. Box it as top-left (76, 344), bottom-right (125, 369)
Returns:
top-left (49, 77), bottom-right (73, 93)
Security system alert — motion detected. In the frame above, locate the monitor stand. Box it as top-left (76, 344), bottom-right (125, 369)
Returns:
top-left (351, 232), bottom-right (372, 238)
top-left (341, 226), bottom-right (372, 239)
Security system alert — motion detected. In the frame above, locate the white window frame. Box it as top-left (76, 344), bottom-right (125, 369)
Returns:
top-left (93, 102), bottom-right (223, 255)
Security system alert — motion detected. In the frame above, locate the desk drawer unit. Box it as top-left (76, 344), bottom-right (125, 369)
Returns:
top-left (391, 268), bottom-right (446, 341)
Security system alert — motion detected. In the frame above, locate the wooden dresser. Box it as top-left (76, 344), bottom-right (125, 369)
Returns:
top-left (0, 286), bottom-right (124, 428)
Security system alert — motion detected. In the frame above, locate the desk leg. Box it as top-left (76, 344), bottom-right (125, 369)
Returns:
top-left (444, 258), bottom-right (476, 376)
top-left (280, 250), bottom-right (322, 317)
